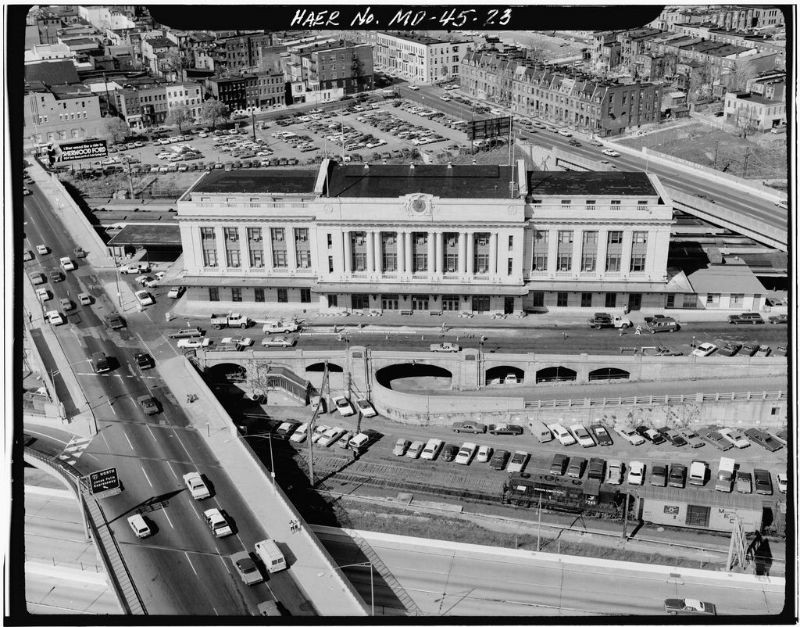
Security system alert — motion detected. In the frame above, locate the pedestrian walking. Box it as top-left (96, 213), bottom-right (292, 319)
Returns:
top-left (562, 331), bottom-right (567, 341)
top-left (634, 325), bottom-right (642, 336)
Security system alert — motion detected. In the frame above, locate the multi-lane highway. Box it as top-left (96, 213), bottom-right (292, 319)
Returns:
top-left (23, 185), bottom-right (315, 616)
top-left (317, 527), bottom-right (785, 617)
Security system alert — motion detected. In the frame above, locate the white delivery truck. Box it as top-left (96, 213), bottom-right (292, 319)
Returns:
top-left (714, 457), bottom-right (735, 492)
top-left (529, 421), bottom-right (553, 443)
top-left (255, 539), bottom-right (287, 573)
top-left (689, 460), bottom-right (708, 486)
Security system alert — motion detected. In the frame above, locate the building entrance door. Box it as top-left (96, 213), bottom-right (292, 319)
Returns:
top-left (472, 296), bottom-right (490, 313)
top-left (504, 297), bottom-right (514, 314)
top-left (627, 293), bottom-right (642, 311)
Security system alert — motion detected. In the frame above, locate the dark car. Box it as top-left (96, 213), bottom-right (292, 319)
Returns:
top-left (488, 424), bottom-right (524, 436)
top-left (49, 270), bottom-right (64, 282)
top-left (549, 453), bottom-right (569, 476)
top-left (664, 598), bottom-right (716, 616)
top-left (744, 428), bottom-right (783, 452)
top-left (739, 343), bottom-right (759, 357)
top-left (441, 444), bottom-right (459, 462)
top-left (753, 468), bottom-right (773, 495)
top-left (716, 341), bottom-right (742, 357)
top-left (679, 428), bottom-right (705, 449)
top-left (668, 463), bottom-right (686, 488)
top-left (169, 327), bottom-right (204, 339)
top-left (635, 426), bottom-right (666, 445)
top-left (566, 456), bottom-right (586, 479)
top-left (105, 314), bottom-right (126, 330)
top-left (135, 352), bottom-right (154, 370)
top-left (768, 314), bottom-right (787, 324)
top-left (650, 464), bottom-right (668, 487)
top-left (657, 427), bottom-right (687, 447)
top-left (490, 449), bottom-right (510, 470)
top-left (727, 313), bottom-right (764, 325)
top-left (589, 424), bottom-right (613, 446)
top-left (696, 427), bottom-right (733, 451)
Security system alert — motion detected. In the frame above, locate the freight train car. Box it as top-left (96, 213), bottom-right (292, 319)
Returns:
top-left (503, 472), bottom-right (625, 516)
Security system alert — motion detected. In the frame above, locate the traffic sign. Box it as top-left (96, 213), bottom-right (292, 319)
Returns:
top-left (88, 467), bottom-right (121, 497)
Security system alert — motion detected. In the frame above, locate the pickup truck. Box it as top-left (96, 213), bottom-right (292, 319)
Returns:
top-left (210, 312), bottom-right (251, 329)
top-left (262, 319), bottom-right (300, 334)
top-left (430, 342), bottom-right (460, 353)
top-left (588, 312), bottom-right (631, 329)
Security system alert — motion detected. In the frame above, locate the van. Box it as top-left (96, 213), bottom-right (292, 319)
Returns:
top-left (128, 513), bottom-right (151, 538)
top-left (348, 432), bottom-right (372, 454)
top-left (715, 457), bottom-right (735, 492)
top-left (530, 421), bottom-right (553, 443)
top-left (255, 539), bottom-right (287, 573)
top-left (91, 351), bottom-right (111, 373)
top-left (689, 460), bottom-right (707, 486)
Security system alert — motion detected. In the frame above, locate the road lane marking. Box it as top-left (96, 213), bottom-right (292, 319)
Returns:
top-left (140, 466), bottom-right (153, 488)
top-left (162, 508), bottom-right (175, 530)
top-left (166, 462), bottom-right (178, 479)
top-left (147, 425), bottom-right (157, 442)
top-left (25, 429), bottom-right (70, 445)
top-left (184, 552), bottom-right (199, 577)
top-left (109, 401), bottom-right (116, 415)
top-left (100, 429), bottom-right (110, 452)
top-left (123, 432), bottom-right (134, 451)
top-left (127, 363), bottom-right (134, 376)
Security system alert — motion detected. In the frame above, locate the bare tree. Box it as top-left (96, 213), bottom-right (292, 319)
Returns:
top-left (102, 117), bottom-right (130, 144)
top-left (166, 105), bottom-right (194, 132)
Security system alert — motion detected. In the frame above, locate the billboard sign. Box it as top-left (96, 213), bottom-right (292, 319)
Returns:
top-left (58, 139), bottom-right (108, 162)
top-left (88, 467), bottom-right (121, 497)
top-left (468, 116), bottom-right (511, 141)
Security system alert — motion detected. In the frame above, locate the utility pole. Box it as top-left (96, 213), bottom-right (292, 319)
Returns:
top-left (536, 492), bottom-right (542, 551)
top-left (307, 361), bottom-right (328, 487)
top-left (621, 492), bottom-right (630, 539)
top-left (251, 108), bottom-right (256, 142)
top-left (742, 148), bottom-right (750, 177)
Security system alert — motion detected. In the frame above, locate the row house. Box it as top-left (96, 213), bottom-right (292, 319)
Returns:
top-left (288, 39), bottom-right (374, 96)
top-left (373, 31), bottom-right (465, 85)
top-left (205, 70), bottom-right (285, 114)
top-left (616, 28), bottom-right (663, 69)
top-left (462, 51), bottom-right (662, 136)
top-left (173, 160), bottom-right (699, 316)
top-left (141, 34), bottom-right (177, 77)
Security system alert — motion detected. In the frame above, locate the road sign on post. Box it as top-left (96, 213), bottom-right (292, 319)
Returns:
top-left (88, 467), bottom-right (122, 498)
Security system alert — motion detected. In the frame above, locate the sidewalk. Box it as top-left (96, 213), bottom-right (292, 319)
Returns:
top-left (156, 354), bottom-right (368, 615)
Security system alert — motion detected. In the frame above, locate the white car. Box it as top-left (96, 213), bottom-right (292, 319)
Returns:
top-left (135, 275), bottom-right (154, 286)
top-left (204, 508), bottom-right (233, 538)
top-left (614, 425), bottom-right (646, 446)
top-left (289, 422), bottom-right (309, 443)
top-left (692, 342), bottom-right (717, 357)
top-left (627, 461), bottom-right (645, 485)
top-left (332, 396), bottom-right (355, 417)
top-left (558, 129), bottom-right (572, 137)
top-left (59, 257), bottom-right (75, 271)
top-left (547, 424), bottom-right (576, 446)
top-left (476, 445), bottom-right (493, 463)
top-left (318, 426), bottom-right (346, 447)
top-left (718, 427), bottom-right (750, 449)
top-left (183, 472), bottom-right (211, 499)
top-left (167, 286), bottom-right (185, 299)
top-left (777, 473), bottom-right (787, 494)
top-left (504, 373), bottom-right (519, 384)
top-left (36, 244), bottom-right (49, 255)
top-left (570, 424), bottom-right (596, 447)
top-left (262, 336), bottom-right (297, 348)
top-left (601, 148), bottom-right (620, 157)
top-left (440, 95), bottom-right (451, 101)
top-left (356, 399), bottom-right (377, 417)
top-left (408, 85), bottom-right (419, 90)
top-left (36, 288), bottom-right (51, 302)
top-left (507, 450), bottom-right (530, 473)
top-left (45, 310), bottom-right (65, 326)
top-left (134, 290), bottom-right (154, 306)
top-left (311, 424), bottom-right (330, 444)
top-left (176, 337), bottom-right (211, 349)
top-left (406, 441), bottom-right (425, 459)
top-left (420, 438), bottom-right (444, 460)
top-left (393, 438), bottom-right (411, 456)
top-left (455, 442), bottom-right (478, 465)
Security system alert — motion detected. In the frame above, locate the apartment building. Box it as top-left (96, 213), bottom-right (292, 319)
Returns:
top-left (287, 39), bottom-right (373, 95)
top-left (374, 31), bottom-right (466, 84)
top-left (205, 70), bottom-right (285, 114)
top-left (24, 81), bottom-right (104, 147)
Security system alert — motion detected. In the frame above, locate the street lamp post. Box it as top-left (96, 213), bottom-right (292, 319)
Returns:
top-left (242, 433), bottom-right (276, 483)
top-left (333, 561), bottom-right (374, 616)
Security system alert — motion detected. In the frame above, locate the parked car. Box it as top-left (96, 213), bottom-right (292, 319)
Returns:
top-left (716, 341), bottom-right (742, 357)
top-left (664, 599), bottom-right (716, 616)
top-left (406, 440), bottom-right (425, 459)
top-left (135, 290), bottom-right (154, 306)
top-left (650, 463), bottom-right (668, 487)
top-left (727, 313), bottom-right (764, 325)
top-left (627, 461), bottom-right (645, 485)
top-left (668, 463), bottom-right (686, 488)
top-left (739, 343), bottom-right (759, 357)
top-left (332, 396), bottom-right (355, 417)
top-left (455, 442), bottom-right (478, 465)
top-left (753, 468), bottom-right (773, 495)
top-left (678, 428), bottom-right (705, 448)
top-left (743, 428), bottom-right (783, 452)
top-left (548, 424), bottom-right (576, 446)
top-left (441, 444), bottom-right (459, 462)
top-left (614, 425), bottom-right (645, 446)
top-left (635, 426), bottom-right (666, 445)
top-left (718, 427), bottom-right (750, 449)
top-left (696, 427), bottom-right (733, 451)
top-left (657, 427), bottom-right (687, 447)
top-left (289, 423), bottom-right (309, 443)
top-left (168, 286), bottom-right (185, 299)
top-left (507, 450), bottom-right (530, 473)
top-left (476, 445), bottom-right (493, 463)
top-left (318, 426), bottom-right (347, 447)
top-left (570, 424), bottom-right (595, 448)
top-left (105, 314), bottom-right (126, 330)
top-left (735, 470), bottom-right (753, 494)
top-left (606, 460), bottom-right (624, 485)
top-left (589, 424), bottom-right (613, 446)
top-left (566, 456), bottom-right (586, 479)
top-left (776, 472), bottom-right (788, 494)
top-left (692, 342), bottom-right (717, 357)
top-left (490, 449), bottom-right (510, 470)
top-left (452, 421), bottom-right (487, 434)
top-left (768, 314), bottom-right (787, 324)
top-left (393, 438), bottom-right (411, 456)
top-left (488, 423), bottom-right (523, 436)
top-left (137, 394), bottom-right (159, 415)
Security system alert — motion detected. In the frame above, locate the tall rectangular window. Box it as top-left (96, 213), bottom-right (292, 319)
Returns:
top-left (231, 287), bottom-right (242, 302)
top-left (277, 288), bottom-right (288, 303)
top-left (209, 287), bottom-right (219, 301)
top-left (605, 292), bottom-right (617, 308)
top-left (532, 230), bottom-right (548, 271)
top-left (254, 288), bottom-right (265, 302)
top-left (202, 248), bottom-right (218, 267)
top-left (226, 249), bottom-right (240, 268)
top-left (557, 230), bottom-right (573, 272)
top-left (532, 291), bottom-right (544, 307)
top-left (606, 231), bottom-right (623, 272)
top-left (328, 256), bottom-right (334, 273)
top-left (300, 288), bottom-right (311, 303)
top-left (581, 292), bottom-right (592, 307)
top-left (581, 231), bottom-right (598, 272)
top-left (557, 292), bottom-right (569, 307)
top-left (630, 230), bottom-right (647, 272)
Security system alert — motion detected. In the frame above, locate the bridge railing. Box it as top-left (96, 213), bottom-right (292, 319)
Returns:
top-left (523, 390), bottom-right (784, 409)
top-left (23, 447), bottom-right (146, 615)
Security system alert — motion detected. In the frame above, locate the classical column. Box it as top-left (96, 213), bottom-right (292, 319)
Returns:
top-left (287, 226), bottom-right (298, 270)
top-left (343, 230), bottom-right (352, 274)
top-left (397, 232), bottom-right (406, 273)
top-left (373, 231), bottom-right (382, 273)
top-left (458, 231), bottom-right (467, 274)
top-left (239, 226), bottom-right (250, 270)
top-left (435, 232), bottom-right (443, 274)
top-left (405, 230), bottom-right (413, 274)
top-left (427, 231), bottom-right (436, 275)
top-left (366, 230), bottom-right (375, 273)
top-left (466, 231), bottom-right (474, 275)
top-left (489, 232), bottom-right (498, 275)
